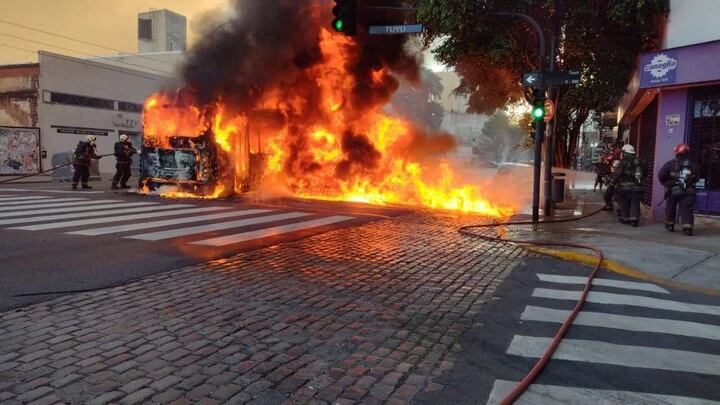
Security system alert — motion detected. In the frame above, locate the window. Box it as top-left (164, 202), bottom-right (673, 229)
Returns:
top-left (138, 18), bottom-right (152, 40)
top-left (49, 92), bottom-right (114, 110)
top-left (118, 101), bottom-right (143, 113)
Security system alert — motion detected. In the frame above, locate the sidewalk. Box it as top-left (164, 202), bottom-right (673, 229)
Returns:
top-left (508, 182), bottom-right (720, 293)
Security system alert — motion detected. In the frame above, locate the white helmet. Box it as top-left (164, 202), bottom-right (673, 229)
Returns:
top-left (85, 135), bottom-right (97, 144)
top-left (119, 134), bottom-right (129, 142)
top-left (621, 144), bottom-right (635, 155)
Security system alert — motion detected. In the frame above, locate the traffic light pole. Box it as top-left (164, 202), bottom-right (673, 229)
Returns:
top-left (497, 12), bottom-right (546, 223)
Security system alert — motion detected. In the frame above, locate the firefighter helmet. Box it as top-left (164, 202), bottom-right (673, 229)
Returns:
top-left (85, 135), bottom-right (97, 144)
top-left (621, 144), bottom-right (636, 155)
top-left (119, 134), bottom-right (129, 142)
top-left (673, 143), bottom-right (690, 156)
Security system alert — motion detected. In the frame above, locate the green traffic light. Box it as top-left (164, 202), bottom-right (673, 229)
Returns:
top-left (333, 19), bottom-right (345, 32)
top-left (532, 106), bottom-right (544, 119)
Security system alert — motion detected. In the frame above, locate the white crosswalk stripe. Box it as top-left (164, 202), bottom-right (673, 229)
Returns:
top-left (521, 305), bottom-right (720, 340)
top-left (533, 287), bottom-right (720, 315)
top-left (507, 335), bottom-right (720, 375)
top-left (0, 204), bottom-right (194, 226)
top-left (0, 202), bottom-right (159, 218)
top-left (191, 215), bottom-right (354, 246)
top-left (487, 379), bottom-right (720, 405)
top-left (0, 196), bottom-right (358, 247)
top-left (1, 199), bottom-right (116, 211)
top-left (126, 211), bottom-right (313, 241)
top-left (0, 196), bottom-right (53, 202)
top-left (65, 209), bottom-right (270, 235)
top-left (536, 273), bottom-right (670, 293)
top-left (489, 277), bottom-right (720, 404)
top-left (11, 207), bottom-right (231, 231)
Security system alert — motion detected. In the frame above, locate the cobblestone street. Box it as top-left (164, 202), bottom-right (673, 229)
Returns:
top-left (0, 213), bottom-right (527, 404)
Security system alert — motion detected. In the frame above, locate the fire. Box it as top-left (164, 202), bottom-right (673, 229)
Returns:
top-left (140, 25), bottom-right (515, 218)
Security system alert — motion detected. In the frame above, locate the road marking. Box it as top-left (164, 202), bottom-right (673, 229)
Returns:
top-left (533, 288), bottom-right (720, 316)
top-left (1, 199), bottom-right (115, 211)
top-left (487, 379), bottom-right (720, 405)
top-left (66, 209), bottom-right (272, 235)
top-left (0, 204), bottom-right (193, 226)
top-left (12, 207), bottom-right (232, 231)
top-left (506, 335), bottom-right (720, 375)
top-left (0, 202), bottom-right (160, 218)
top-left (521, 305), bottom-right (720, 340)
top-left (536, 273), bottom-right (669, 294)
top-left (191, 215), bottom-right (354, 246)
top-left (0, 188), bottom-right (105, 194)
top-left (0, 196), bottom-right (54, 202)
top-left (127, 212), bottom-right (312, 241)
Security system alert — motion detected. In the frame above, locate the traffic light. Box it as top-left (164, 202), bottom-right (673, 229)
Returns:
top-left (332, 0), bottom-right (358, 36)
top-left (531, 90), bottom-right (546, 121)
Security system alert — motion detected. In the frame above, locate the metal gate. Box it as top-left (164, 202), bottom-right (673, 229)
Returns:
top-left (639, 98), bottom-right (658, 206)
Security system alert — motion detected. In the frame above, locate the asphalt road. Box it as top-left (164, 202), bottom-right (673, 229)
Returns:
top-left (0, 182), bottom-right (410, 310)
top-left (418, 256), bottom-right (720, 404)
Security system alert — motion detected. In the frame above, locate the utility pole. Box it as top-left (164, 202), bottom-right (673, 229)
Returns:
top-left (497, 12), bottom-right (546, 223)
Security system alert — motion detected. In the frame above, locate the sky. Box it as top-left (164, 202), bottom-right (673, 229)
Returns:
top-left (0, 0), bottom-right (446, 71)
top-left (0, 0), bottom-right (227, 64)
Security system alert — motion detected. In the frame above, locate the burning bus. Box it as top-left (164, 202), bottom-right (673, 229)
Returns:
top-left (136, 2), bottom-right (515, 217)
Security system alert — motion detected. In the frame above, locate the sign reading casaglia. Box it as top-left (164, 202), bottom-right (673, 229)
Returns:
top-left (640, 50), bottom-right (678, 88)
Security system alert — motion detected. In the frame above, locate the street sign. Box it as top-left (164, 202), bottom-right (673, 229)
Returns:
top-left (368, 24), bottom-right (423, 35)
top-left (543, 99), bottom-right (555, 123)
top-left (544, 70), bottom-right (581, 86)
top-left (522, 71), bottom-right (542, 87)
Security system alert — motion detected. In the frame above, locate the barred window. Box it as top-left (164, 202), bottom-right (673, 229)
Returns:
top-left (138, 18), bottom-right (152, 40)
top-left (118, 101), bottom-right (143, 113)
top-left (49, 92), bottom-right (114, 110)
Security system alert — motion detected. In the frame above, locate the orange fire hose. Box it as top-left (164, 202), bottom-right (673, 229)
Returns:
top-left (459, 207), bottom-right (604, 404)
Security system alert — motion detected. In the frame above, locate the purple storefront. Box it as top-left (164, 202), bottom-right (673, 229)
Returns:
top-left (619, 39), bottom-right (720, 219)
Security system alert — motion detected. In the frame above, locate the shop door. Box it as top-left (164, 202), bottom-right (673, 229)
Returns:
top-left (639, 98), bottom-right (657, 206)
top-left (689, 86), bottom-right (720, 215)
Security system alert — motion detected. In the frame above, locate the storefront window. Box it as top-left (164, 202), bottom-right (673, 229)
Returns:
top-left (690, 86), bottom-right (720, 214)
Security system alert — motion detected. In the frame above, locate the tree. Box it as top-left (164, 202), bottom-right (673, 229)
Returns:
top-left (391, 68), bottom-right (445, 130)
top-left (414, 0), bottom-right (669, 167)
top-left (480, 111), bottom-right (527, 163)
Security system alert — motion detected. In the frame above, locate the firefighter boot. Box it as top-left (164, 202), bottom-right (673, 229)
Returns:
top-left (602, 203), bottom-right (613, 211)
top-left (683, 226), bottom-right (694, 236)
top-left (111, 181), bottom-right (119, 190)
top-left (71, 184), bottom-right (78, 191)
top-left (631, 219), bottom-right (639, 227)
top-left (664, 223), bottom-right (675, 232)
top-left (82, 184), bottom-right (92, 189)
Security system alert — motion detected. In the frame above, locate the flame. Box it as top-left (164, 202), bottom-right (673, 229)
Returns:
top-left (140, 28), bottom-right (515, 218)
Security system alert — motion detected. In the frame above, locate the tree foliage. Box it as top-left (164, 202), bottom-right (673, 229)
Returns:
top-left (414, 0), bottom-right (670, 167)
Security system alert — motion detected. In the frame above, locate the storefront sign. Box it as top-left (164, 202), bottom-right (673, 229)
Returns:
top-left (665, 114), bottom-right (680, 126)
top-left (112, 113), bottom-right (139, 129)
top-left (640, 50), bottom-right (678, 88)
top-left (52, 125), bottom-right (112, 136)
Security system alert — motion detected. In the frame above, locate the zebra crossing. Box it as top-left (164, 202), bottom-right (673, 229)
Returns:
top-left (0, 193), bottom-right (355, 247)
top-left (486, 272), bottom-right (720, 404)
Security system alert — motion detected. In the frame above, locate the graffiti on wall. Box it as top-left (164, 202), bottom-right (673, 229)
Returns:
top-left (0, 126), bottom-right (40, 175)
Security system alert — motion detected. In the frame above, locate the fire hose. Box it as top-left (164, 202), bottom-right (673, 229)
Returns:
top-left (458, 206), bottom-right (605, 404)
top-left (0, 154), bottom-right (114, 184)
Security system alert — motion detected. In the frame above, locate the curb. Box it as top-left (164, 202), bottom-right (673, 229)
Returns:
top-left (527, 246), bottom-right (720, 298)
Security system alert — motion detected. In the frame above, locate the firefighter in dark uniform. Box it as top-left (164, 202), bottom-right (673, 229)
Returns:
top-left (111, 134), bottom-right (137, 189)
top-left (658, 143), bottom-right (699, 236)
top-left (72, 135), bottom-right (101, 190)
top-left (613, 144), bottom-right (644, 227)
top-left (602, 159), bottom-right (621, 211)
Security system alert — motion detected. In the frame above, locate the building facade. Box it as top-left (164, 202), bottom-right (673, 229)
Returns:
top-left (0, 51), bottom-right (179, 178)
top-left (617, 0), bottom-right (720, 218)
top-left (138, 9), bottom-right (188, 53)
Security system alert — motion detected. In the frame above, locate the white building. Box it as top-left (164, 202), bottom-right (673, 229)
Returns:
top-left (138, 9), bottom-right (188, 53)
top-left (0, 51), bottom-right (180, 177)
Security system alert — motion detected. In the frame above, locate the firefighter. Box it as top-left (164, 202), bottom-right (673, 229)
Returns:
top-left (602, 159), bottom-right (621, 211)
top-left (613, 144), bottom-right (643, 227)
top-left (658, 143), bottom-right (699, 236)
top-left (72, 135), bottom-right (102, 190)
top-left (111, 134), bottom-right (137, 189)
